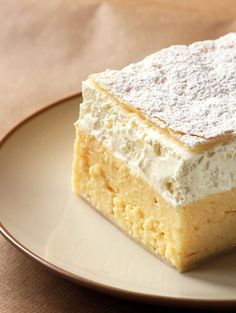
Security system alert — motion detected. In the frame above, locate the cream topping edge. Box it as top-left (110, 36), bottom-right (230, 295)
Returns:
top-left (77, 79), bottom-right (236, 207)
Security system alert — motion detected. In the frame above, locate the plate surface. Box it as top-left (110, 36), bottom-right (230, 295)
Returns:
top-left (1, 96), bottom-right (236, 308)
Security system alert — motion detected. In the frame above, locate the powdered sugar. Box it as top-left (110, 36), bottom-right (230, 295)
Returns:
top-left (92, 33), bottom-right (236, 148)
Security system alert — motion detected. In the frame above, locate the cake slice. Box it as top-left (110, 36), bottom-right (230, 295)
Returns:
top-left (72, 33), bottom-right (236, 272)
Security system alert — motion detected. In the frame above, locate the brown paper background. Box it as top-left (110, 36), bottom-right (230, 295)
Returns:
top-left (1, 1), bottom-right (236, 312)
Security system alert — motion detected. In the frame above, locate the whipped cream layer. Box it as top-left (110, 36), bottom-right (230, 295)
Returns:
top-left (77, 79), bottom-right (236, 207)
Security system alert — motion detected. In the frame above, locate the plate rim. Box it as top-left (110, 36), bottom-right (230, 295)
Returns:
top-left (0, 95), bottom-right (236, 309)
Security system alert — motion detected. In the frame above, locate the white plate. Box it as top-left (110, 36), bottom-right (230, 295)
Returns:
top-left (1, 95), bottom-right (236, 309)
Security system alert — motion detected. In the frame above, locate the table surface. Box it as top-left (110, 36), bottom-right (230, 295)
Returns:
top-left (1, 1), bottom-right (236, 312)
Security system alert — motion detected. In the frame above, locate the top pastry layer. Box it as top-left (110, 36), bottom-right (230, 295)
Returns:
top-left (91, 33), bottom-right (236, 150)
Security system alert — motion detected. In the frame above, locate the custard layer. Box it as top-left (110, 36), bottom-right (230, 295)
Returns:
top-left (73, 127), bottom-right (236, 271)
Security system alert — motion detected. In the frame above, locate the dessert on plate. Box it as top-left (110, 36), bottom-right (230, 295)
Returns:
top-left (72, 33), bottom-right (236, 272)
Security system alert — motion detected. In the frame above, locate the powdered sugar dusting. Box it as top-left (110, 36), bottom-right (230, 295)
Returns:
top-left (92, 33), bottom-right (236, 148)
